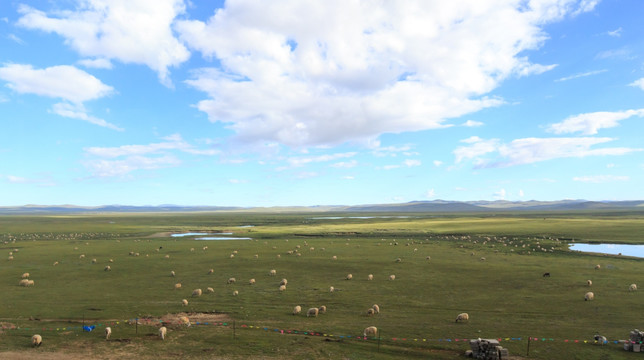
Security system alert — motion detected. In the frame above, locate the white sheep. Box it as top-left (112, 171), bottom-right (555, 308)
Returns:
top-left (270, 269), bottom-right (276, 276)
top-left (19, 279), bottom-right (30, 287)
top-left (182, 299), bottom-right (188, 306)
top-left (53, 261), bottom-right (58, 266)
top-left (587, 280), bottom-right (592, 286)
top-left (104, 265), bottom-right (111, 271)
top-left (346, 274), bottom-right (353, 280)
top-left (367, 274), bottom-right (373, 281)
top-left (595, 264), bottom-right (601, 270)
top-left (171, 271), bottom-right (175, 277)
top-left (192, 288), bottom-right (202, 297)
top-left (174, 283), bottom-right (182, 290)
top-left (585, 292), bottom-right (594, 301)
top-left (319, 305), bottom-right (327, 314)
top-left (329, 286), bottom-right (334, 293)
top-left (293, 305), bottom-right (302, 315)
top-left (180, 316), bottom-right (191, 327)
top-left (332, 255), bottom-right (337, 260)
top-left (32, 334), bottom-right (42, 347)
top-left (105, 327), bottom-right (111, 340)
top-left (233, 290), bottom-right (239, 296)
top-left (366, 308), bottom-right (375, 316)
top-left (206, 287), bottom-right (214, 293)
top-left (159, 326), bottom-right (167, 340)
top-left (389, 274), bottom-right (396, 281)
top-left (630, 283), bottom-right (638, 291)
top-left (280, 278), bottom-right (288, 286)
top-left (593, 334), bottom-right (607, 345)
top-left (249, 278), bottom-right (256, 285)
top-left (21, 272), bottom-right (30, 279)
top-left (372, 304), bottom-right (380, 314)
top-left (279, 284), bottom-right (286, 291)
top-left (363, 326), bottom-right (377, 337)
top-left (455, 313), bottom-right (469, 322)
top-left (91, 258), bottom-right (97, 264)
top-left (208, 269), bottom-right (214, 274)
top-left (307, 307), bottom-right (319, 317)
top-left (227, 277), bottom-right (236, 284)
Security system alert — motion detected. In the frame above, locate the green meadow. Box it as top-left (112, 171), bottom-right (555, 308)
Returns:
top-left (1, 211), bottom-right (644, 359)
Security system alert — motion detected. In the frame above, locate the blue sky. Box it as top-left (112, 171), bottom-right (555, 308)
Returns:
top-left (0, 0), bottom-right (643, 207)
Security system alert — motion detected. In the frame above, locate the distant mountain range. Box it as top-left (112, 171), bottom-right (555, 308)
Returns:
top-left (1, 200), bottom-right (643, 213)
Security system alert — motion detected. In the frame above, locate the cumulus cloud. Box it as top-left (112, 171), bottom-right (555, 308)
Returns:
top-left (177, 0), bottom-right (595, 149)
top-left (0, 64), bottom-right (113, 103)
top-left (630, 78), bottom-right (644, 90)
top-left (16, 0), bottom-right (189, 86)
top-left (607, 27), bottom-right (623, 37)
top-left (455, 136), bottom-right (642, 168)
top-left (287, 152), bottom-right (356, 167)
top-left (83, 134), bottom-right (217, 177)
top-left (78, 58), bottom-right (113, 69)
top-left (573, 175), bottom-right (629, 183)
top-left (463, 120), bottom-right (483, 127)
top-left (547, 109), bottom-right (644, 135)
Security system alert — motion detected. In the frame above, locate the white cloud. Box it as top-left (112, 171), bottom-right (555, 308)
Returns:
top-left (6, 175), bottom-right (29, 184)
top-left (16, 1), bottom-right (189, 86)
top-left (4, 174), bottom-right (55, 187)
top-left (573, 175), bottom-right (629, 183)
top-left (463, 120), bottom-right (483, 127)
top-left (7, 34), bottom-right (25, 44)
top-left (433, 160), bottom-right (443, 167)
top-left (426, 189), bottom-right (435, 198)
top-left (83, 134), bottom-right (217, 177)
top-left (607, 27), bottom-right (622, 37)
top-left (178, 1), bottom-right (592, 149)
top-left (547, 109), bottom-right (644, 135)
top-left (518, 189), bottom-right (524, 197)
top-left (455, 136), bottom-right (642, 168)
top-left (78, 58), bottom-right (113, 69)
top-left (0, 64), bottom-right (113, 103)
top-left (331, 160), bottom-right (357, 168)
top-left (403, 159), bottom-right (421, 167)
top-left (51, 102), bottom-right (123, 131)
top-left (494, 188), bottom-right (506, 200)
top-left (595, 48), bottom-right (633, 60)
top-left (287, 152), bottom-right (356, 167)
top-left (629, 78), bottom-right (644, 90)
top-left (555, 69), bottom-right (607, 82)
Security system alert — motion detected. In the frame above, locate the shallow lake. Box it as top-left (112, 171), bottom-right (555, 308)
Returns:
top-left (570, 243), bottom-right (644, 258)
top-left (171, 232), bottom-right (232, 237)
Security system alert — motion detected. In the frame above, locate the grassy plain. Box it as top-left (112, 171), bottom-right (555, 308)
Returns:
top-left (1, 210), bottom-right (644, 359)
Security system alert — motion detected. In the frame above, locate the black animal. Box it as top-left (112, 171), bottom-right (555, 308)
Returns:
top-left (542, 272), bottom-right (550, 277)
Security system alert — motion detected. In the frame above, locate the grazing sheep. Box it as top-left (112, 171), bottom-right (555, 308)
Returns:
top-left (102, 265), bottom-right (111, 272)
top-left (426, 256), bottom-right (431, 260)
top-left (367, 274), bottom-right (373, 281)
top-left (180, 316), bottom-right (191, 327)
top-left (630, 283), bottom-right (638, 291)
top-left (318, 305), bottom-right (326, 314)
top-left (395, 258), bottom-right (402, 263)
top-left (19, 279), bottom-right (30, 287)
top-left (293, 305), bottom-right (302, 315)
top-left (203, 287), bottom-right (213, 293)
top-left (174, 283), bottom-right (182, 290)
top-left (109, 259), bottom-right (114, 263)
top-left (455, 313), bottom-right (469, 323)
top-left (233, 290), bottom-right (239, 296)
top-left (227, 277), bottom-right (236, 284)
top-left (21, 273), bottom-right (30, 279)
top-left (182, 299), bottom-right (188, 306)
top-left (8, 256), bottom-right (13, 261)
top-left (171, 271), bottom-right (175, 277)
top-left (587, 280), bottom-right (592, 286)
top-left (372, 304), bottom-right (380, 314)
top-left (346, 274), bottom-right (353, 280)
top-left (105, 327), bottom-right (111, 340)
top-left (208, 269), bottom-right (214, 274)
top-left (332, 255), bottom-right (337, 260)
top-left (249, 278), bottom-right (256, 285)
top-left (363, 326), bottom-right (377, 337)
top-left (192, 288), bottom-right (202, 297)
top-left (366, 308), bottom-right (375, 316)
top-left (307, 307), bottom-right (319, 317)
top-left (585, 292), bottom-right (594, 301)
top-left (270, 269), bottom-right (276, 276)
top-left (26, 280), bottom-right (34, 286)
top-left (280, 278), bottom-right (288, 286)
top-left (593, 335), bottom-right (607, 345)
top-left (279, 285), bottom-right (286, 291)
top-left (53, 261), bottom-right (58, 266)
top-left (164, 255), bottom-right (170, 259)
top-left (329, 286), bottom-right (334, 293)
top-left (389, 274), bottom-right (396, 281)
top-left (79, 254), bottom-right (85, 259)
top-left (91, 258), bottom-right (97, 264)
top-left (479, 257), bottom-right (486, 261)
top-left (595, 264), bottom-right (601, 270)
top-left (159, 326), bottom-right (167, 340)
top-left (32, 334), bottom-right (42, 347)
top-left (229, 254), bottom-right (235, 258)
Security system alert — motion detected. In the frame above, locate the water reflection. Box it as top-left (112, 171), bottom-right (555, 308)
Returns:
top-left (570, 243), bottom-right (644, 258)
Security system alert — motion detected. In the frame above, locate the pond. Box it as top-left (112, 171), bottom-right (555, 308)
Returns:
top-left (309, 216), bottom-right (411, 220)
top-left (570, 243), bottom-right (644, 258)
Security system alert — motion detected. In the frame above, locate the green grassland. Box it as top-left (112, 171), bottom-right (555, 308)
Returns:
top-left (1, 211), bottom-right (644, 359)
